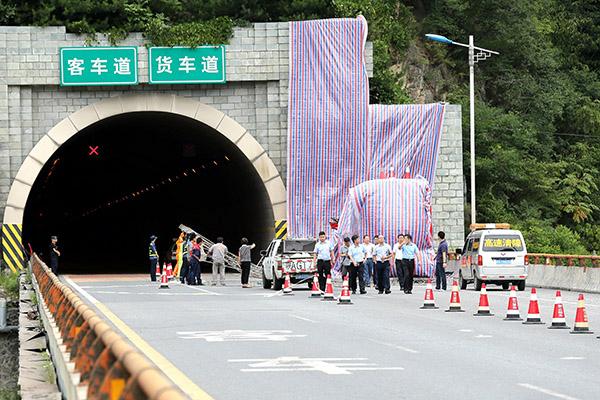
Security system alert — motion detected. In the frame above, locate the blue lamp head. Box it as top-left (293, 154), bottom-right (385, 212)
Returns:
top-left (425, 34), bottom-right (453, 45)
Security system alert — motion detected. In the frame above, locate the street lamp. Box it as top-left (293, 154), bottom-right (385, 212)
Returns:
top-left (425, 33), bottom-right (499, 225)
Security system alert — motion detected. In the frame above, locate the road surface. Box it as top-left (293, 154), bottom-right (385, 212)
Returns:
top-left (63, 274), bottom-right (600, 400)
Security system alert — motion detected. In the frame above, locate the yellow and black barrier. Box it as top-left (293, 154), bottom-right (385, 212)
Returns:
top-left (2, 224), bottom-right (25, 272)
top-left (275, 219), bottom-right (287, 240)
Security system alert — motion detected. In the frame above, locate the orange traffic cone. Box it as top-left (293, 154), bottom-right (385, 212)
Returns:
top-left (166, 263), bottom-right (173, 280)
top-left (445, 280), bottom-right (464, 312)
top-left (310, 273), bottom-right (322, 298)
top-left (548, 290), bottom-right (569, 330)
top-left (420, 278), bottom-right (438, 309)
top-left (322, 274), bottom-right (335, 301)
top-left (155, 263), bottom-right (161, 279)
top-left (570, 294), bottom-right (594, 334)
top-left (473, 283), bottom-right (494, 316)
top-left (283, 273), bottom-right (294, 295)
top-left (159, 271), bottom-right (169, 289)
top-left (504, 286), bottom-right (522, 321)
top-left (522, 288), bottom-right (544, 325)
top-left (338, 276), bottom-right (353, 305)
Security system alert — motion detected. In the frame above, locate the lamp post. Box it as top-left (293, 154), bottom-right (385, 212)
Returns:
top-left (425, 34), bottom-right (499, 225)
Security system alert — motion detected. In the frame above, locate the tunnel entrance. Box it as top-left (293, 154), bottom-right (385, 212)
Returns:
top-left (23, 111), bottom-right (274, 274)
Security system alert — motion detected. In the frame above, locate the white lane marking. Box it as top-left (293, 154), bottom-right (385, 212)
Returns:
top-left (560, 357), bottom-right (585, 360)
top-left (229, 357), bottom-right (403, 375)
top-left (80, 284), bottom-right (155, 289)
top-left (64, 276), bottom-right (100, 304)
top-left (177, 330), bottom-right (306, 342)
top-left (458, 329), bottom-right (473, 332)
top-left (475, 334), bottom-right (492, 338)
top-left (518, 383), bottom-right (581, 400)
top-left (181, 285), bottom-right (222, 296)
top-left (368, 338), bottom-right (419, 354)
top-left (290, 315), bottom-right (317, 323)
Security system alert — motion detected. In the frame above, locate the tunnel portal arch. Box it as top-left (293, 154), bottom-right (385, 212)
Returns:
top-left (3, 94), bottom-right (287, 226)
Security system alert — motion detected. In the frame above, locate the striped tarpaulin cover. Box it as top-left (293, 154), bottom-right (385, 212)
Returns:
top-left (369, 104), bottom-right (446, 185)
top-left (287, 17), bottom-right (369, 239)
top-left (336, 178), bottom-right (435, 276)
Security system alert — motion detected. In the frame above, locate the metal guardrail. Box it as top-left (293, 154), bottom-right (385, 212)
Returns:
top-left (30, 254), bottom-right (189, 400)
top-left (528, 253), bottom-right (600, 268)
top-left (448, 252), bottom-right (599, 268)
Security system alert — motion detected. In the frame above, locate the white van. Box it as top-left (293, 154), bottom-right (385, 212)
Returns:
top-left (457, 224), bottom-right (528, 291)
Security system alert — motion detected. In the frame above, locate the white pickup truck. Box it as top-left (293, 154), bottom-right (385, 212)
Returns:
top-left (260, 239), bottom-right (316, 290)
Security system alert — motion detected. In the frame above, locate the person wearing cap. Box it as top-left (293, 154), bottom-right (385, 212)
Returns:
top-left (49, 236), bottom-right (60, 275)
top-left (149, 235), bottom-right (159, 282)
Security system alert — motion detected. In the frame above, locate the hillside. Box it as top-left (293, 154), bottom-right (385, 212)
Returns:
top-left (1, 0), bottom-right (598, 253)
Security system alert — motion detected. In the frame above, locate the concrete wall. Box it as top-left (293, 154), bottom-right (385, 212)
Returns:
top-left (527, 264), bottom-right (600, 294)
top-left (0, 24), bottom-right (464, 248)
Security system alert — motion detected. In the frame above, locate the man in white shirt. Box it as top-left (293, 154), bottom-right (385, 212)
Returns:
top-left (392, 234), bottom-right (406, 291)
top-left (312, 231), bottom-right (335, 292)
top-left (373, 235), bottom-right (393, 294)
top-left (362, 235), bottom-right (376, 288)
top-left (208, 237), bottom-right (228, 286)
top-left (348, 235), bottom-right (367, 294)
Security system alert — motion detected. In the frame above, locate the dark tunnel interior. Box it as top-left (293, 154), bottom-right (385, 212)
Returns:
top-left (23, 111), bottom-right (274, 274)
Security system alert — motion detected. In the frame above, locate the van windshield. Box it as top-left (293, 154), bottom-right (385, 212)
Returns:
top-left (482, 234), bottom-right (524, 251)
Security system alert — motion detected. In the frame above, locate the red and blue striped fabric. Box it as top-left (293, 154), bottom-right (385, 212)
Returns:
top-left (336, 178), bottom-right (435, 276)
top-left (369, 104), bottom-right (445, 185)
top-left (287, 17), bottom-right (369, 239)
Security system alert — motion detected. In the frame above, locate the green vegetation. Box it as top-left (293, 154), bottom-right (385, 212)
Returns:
top-left (0, 270), bottom-right (19, 301)
top-left (1, 0), bottom-right (598, 253)
top-left (0, 388), bottom-right (20, 400)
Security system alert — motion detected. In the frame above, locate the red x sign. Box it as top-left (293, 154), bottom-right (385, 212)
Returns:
top-left (88, 146), bottom-right (99, 156)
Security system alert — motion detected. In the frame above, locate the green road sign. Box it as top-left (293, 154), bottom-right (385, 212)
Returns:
top-left (60, 47), bottom-right (138, 86)
top-left (149, 46), bottom-right (226, 84)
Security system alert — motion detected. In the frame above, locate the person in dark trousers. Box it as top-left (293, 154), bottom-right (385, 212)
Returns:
top-left (401, 234), bottom-right (419, 294)
top-left (238, 238), bottom-right (256, 288)
top-left (188, 236), bottom-right (204, 285)
top-left (348, 235), bottom-right (367, 294)
top-left (149, 235), bottom-right (158, 281)
top-left (362, 235), bottom-right (375, 287)
top-left (435, 231), bottom-right (449, 290)
top-left (392, 234), bottom-right (405, 291)
top-left (373, 235), bottom-right (393, 294)
top-left (339, 237), bottom-right (352, 278)
top-left (311, 231), bottom-right (335, 292)
top-left (180, 233), bottom-right (194, 284)
top-left (49, 236), bottom-right (60, 275)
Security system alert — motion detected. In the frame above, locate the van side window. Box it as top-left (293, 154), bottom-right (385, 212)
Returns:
top-left (276, 241), bottom-right (284, 255)
top-left (464, 239), bottom-right (472, 254)
top-left (472, 238), bottom-right (480, 252)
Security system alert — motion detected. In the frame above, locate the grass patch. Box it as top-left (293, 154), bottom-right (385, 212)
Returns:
top-left (0, 270), bottom-right (19, 301)
top-left (0, 387), bottom-right (20, 400)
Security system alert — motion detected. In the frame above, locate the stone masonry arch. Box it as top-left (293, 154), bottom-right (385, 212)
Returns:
top-left (2, 94), bottom-right (287, 226)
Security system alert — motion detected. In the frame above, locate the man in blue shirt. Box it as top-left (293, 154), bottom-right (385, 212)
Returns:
top-left (435, 231), bottom-right (449, 290)
top-left (149, 235), bottom-right (159, 282)
top-left (374, 235), bottom-right (393, 294)
top-left (312, 231), bottom-right (335, 292)
top-left (401, 234), bottom-right (419, 294)
top-left (348, 235), bottom-right (367, 294)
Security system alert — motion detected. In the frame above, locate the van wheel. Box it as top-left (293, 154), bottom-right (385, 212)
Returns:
top-left (502, 283), bottom-right (509, 290)
top-left (272, 268), bottom-right (283, 290)
top-left (517, 280), bottom-right (526, 291)
top-left (474, 276), bottom-right (482, 291)
top-left (459, 272), bottom-right (468, 290)
top-left (262, 270), bottom-right (272, 289)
